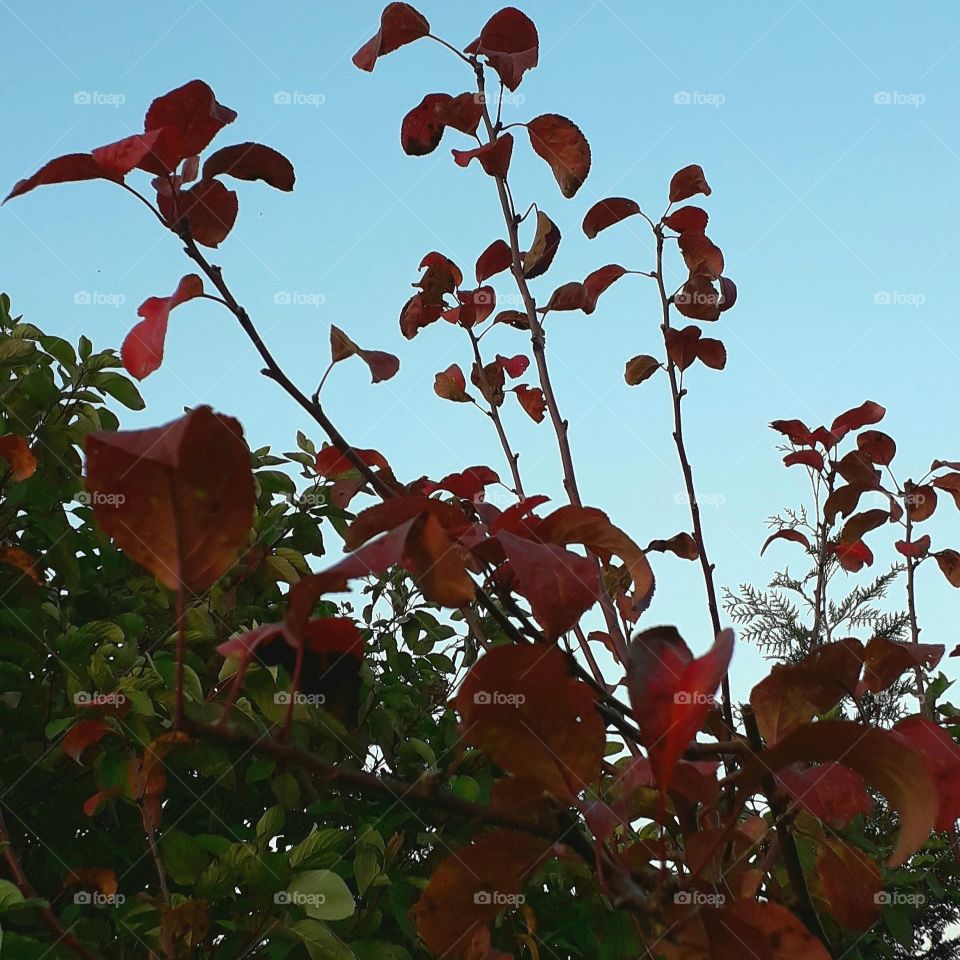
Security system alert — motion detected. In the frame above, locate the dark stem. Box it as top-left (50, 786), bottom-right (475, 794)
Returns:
top-left (903, 483), bottom-right (927, 714)
top-left (810, 470), bottom-right (835, 649)
top-left (653, 227), bottom-right (733, 732)
top-left (174, 586), bottom-right (186, 728)
top-left (0, 807), bottom-right (101, 960)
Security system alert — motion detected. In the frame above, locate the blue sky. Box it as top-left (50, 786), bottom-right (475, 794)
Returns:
top-left (3, 0), bottom-right (960, 698)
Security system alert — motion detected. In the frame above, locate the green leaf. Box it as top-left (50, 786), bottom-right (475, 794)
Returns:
top-left (291, 919), bottom-right (356, 960)
top-left (289, 828), bottom-right (345, 870)
top-left (287, 870), bottom-right (355, 920)
top-left (0, 880), bottom-right (25, 911)
top-left (160, 829), bottom-right (209, 885)
top-left (256, 804), bottom-right (285, 840)
top-left (97, 372), bottom-right (145, 410)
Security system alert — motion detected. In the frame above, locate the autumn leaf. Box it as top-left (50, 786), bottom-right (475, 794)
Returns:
top-left (454, 643), bottom-right (603, 797)
top-left (434, 364), bottom-right (472, 402)
top-left (202, 142), bottom-right (295, 190)
top-left (582, 197), bottom-right (640, 239)
top-left (514, 384), bottom-right (545, 422)
top-left (522, 210), bottom-right (561, 279)
top-left (857, 429), bottom-right (896, 465)
top-left (663, 205), bottom-right (708, 233)
top-left (582, 264), bottom-right (627, 314)
top-left (352, 2), bottom-right (430, 71)
top-left (464, 7), bottom-right (539, 91)
top-left (891, 716), bottom-right (960, 831)
top-left (777, 762), bottom-right (874, 827)
top-left (329, 325), bottom-right (399, 383)
top-left (63, 720), bottom-right (113, 763)
top-left (624, 355), bottom-right (660, 386)
top-left (668, 164), bottom-right (711, 203)
top-left (0, 546), bottom-right (43, 586)
top-left (760, 528), bottom-right (811, 556)
top-left (0, 434), bottom-right (37, 481)
top-left (857, 636), bottom-right (944, 696)
top-left (5, 153), bottom-right (120, 203)
top-left (121, 275), bottom-right (204, 380)
top-left (315, 445), bottom-right (389, 478)
top-left (421, 465), bottom-right (500, 501)
top-left (85, 406), bottom-right (255, 593)
top-left (526, 114), bottom-right (591, 198)
top-left (935, 548), bottom-right (960, 586)
top-left (452, 134), bottom-right (514, 179)
top-left (475, 238), bottom-right (513, 283)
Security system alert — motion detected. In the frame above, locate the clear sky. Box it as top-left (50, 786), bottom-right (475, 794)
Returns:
top-left (3, 0), bottom-right (960, 698)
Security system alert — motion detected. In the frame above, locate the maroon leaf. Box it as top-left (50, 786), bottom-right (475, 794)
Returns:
top-left (669, 164), bottom-right (711, 203)
top-left (400, 93), bottom-right (451, 156)
top-left (582, 197), bottom-right (640, 239)
top-left (582, 264), bottom-right (627, 314)
top-left (783, 449), bottom-right (824, 471)
top-left (434, 364), bottom-right (471, 402)
top-left (464, 7), bottom-right (539, 91)
top-left (5, 153), bottom-right (119, 203)
top-left (475, 239), bottom-right (512, 283)
top-left (663, 205), bottom-right (708, 233)
top-left (330, 325), bottom-right (399, 383)
top-left (353, 2), bottom-right (430, 71)
top-left (624, 355), bottom-right (660, 386)
top-left (202, 142), bottom-right (295, 190)
top-left (760, 528), bottom-right (811, 557)
top-left (514, 384), bottom-right (545, 422)
top-left (522, 210), bottom-right (561, 279)
top-left (526, 114), bottom-right (591, 198)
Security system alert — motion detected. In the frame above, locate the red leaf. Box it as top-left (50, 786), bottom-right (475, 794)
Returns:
top-left (329, 325), bottom-right (399, 383)
top-left (174, 177), bottom-right (238, 247)
top-left (475, 238), bottom-right (513, 283)
top-left (543, 281), bottom-right (585, 313)
top-left (522, 210), bottom-right (561, 279)
top-left (434, 364), bottom-right (471, 402)
top-left (674, 274), bottom-right (721, 321)
top-left (498, 531), bottom-right (600, 638)
top-left (932, 472), bottom-right (960, 509)
top-left (669, 163), bottom-right (711, 203)
top-left (663, 205), bottom-right (708, 233)
top-left (738, 719), bottom-right (937, 866)
top-left (455, 644), bottom-right (603, 797)
top-left (452, 133), bottom-right (513, 179)
top-left (527, 114), bottom-right (591, 198)
top-left (454, 287), bottom-right (496, 328)
top-left (83, 790), bottom-right (119, 817)
top-left (122, 275), bottom-right (204, 380)
top-left (85, 406), bottom-right (255, 593)
top-left (830, 539), bottom-right (874, 572)
top-left (436, 93), bottom-right (484, 135)
top-left (92, 131), bottom-right (163, 177)
top-left (421, 466), bottom-right (500, 501)
top-left (624, 355), bottom-right (660, 386)
top-left (315, 445), bottom-right (389, 478)
top-left (513, 384), bottom-right (545, 422)
top-left (694, 337), bottom-right (726, 370)
top-left (0, 434), bottom-right (37, 481)
top-left (935, 548), bottom-right (960, 587)
top-left (142, 80), bottom-right (237, 173)
top-left (770, 418), bottom-right (816, 446)
top-left (399, 293), bottom-right (442, 340)
top-left (783, 449), bottom-right (824, 470)
top-left (830, 400), bottom-right (885, 439)
top-left (777, 763), bottom-right (874, 827)
top-left (63, 720), bottom-right (113, 763)
top-left (627, 626), bottom-right (734, 790)
top-left (581, 197), bottom-right (640, 239)
top-left (492, 308), bottom-right (528, 330)
top-left (906, 484), bottom-right (938, 522)
top-left (352, 2), bottom-right (430, 71)
top-left (5, 153), bottom-right (119, 203)
top-left (0, 546), bottom-right (43, 586)
top-left (495, 353), bottom-right (528, 378)
top-left (582, 264), bottom-right (627, 314)
top-left (646, 532), bottom-right (699, 560)
top-left (718, 275), bottom-right (738, 311)
top-left (857, 429), bottom-right (896, 466)
top-left (400, 93), bottom-right (451, 156)
top-left (760, 528), bottom-right (811, 556)
top-left (895, 534), bottom-right (931, 558)
top-left (857, 636), bottom-right (944, 696)
top-left (202, 142), bottom-right (295, 190)
top-left (892, 716), bottom-right (960, 831)
top-left (678, 231), bottom-right (724, 277)
top-left (816, 839), bottom-right (882, 931)
top-left (464, 7), bottom-right (539, 91)
top-left (665, 325), bottom-right (701, 371)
